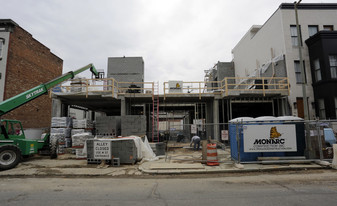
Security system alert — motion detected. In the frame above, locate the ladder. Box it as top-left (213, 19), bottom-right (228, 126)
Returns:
top-left (152, 82), bottom-right (159, 142)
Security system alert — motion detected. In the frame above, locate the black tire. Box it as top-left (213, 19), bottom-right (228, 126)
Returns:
top-left (0, 145), bottom-right (21, 171)
top-left (50, 137), bottom-right (59, 159)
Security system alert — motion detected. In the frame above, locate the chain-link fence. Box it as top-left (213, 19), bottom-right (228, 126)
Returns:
top-left (148, 119), bottom-right (337, 163)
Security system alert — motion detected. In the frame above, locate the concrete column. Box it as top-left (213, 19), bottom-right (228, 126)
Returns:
top-left (143, 104), bottom-right (146, 115)
top-left (51, 98), bottom-right (62, 117)
top-left (213, 99), bottom-right (220, 141)
top-left (121, 96), bottom-right (126, 116)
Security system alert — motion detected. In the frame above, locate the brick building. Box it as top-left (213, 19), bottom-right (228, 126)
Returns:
top-left (0, 19), bottom-right (63, 129)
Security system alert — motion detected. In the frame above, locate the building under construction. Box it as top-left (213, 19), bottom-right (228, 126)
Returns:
top-left (51, 56), bottom-right (290, 142)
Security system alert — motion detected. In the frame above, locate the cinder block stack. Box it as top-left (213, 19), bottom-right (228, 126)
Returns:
top-left (86, 139), bottom-right (137, 164)
top-left (72, 133), bottom-right (94, 159)
top-left (111, 139), bottom-right (137, 164)
top-left (70, 78), bottom-right (86, 92)
top-left (73, 119), bottom-right (94, 130)
top-left (121, 115), bottom-right (146, 136)
top-left (95, 116), bottom-right (121, 137)
top-left (50, 117), bottom-right (73, 155)
top-left (71, 119), bottom-right (94, 159)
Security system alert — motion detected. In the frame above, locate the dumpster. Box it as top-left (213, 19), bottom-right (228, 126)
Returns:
top-left (278, 116), bottom-right (305, 157)
top-left (229, 116), bottom-right (304, 162)
top-left (229, 117), bottom-right (260, 162)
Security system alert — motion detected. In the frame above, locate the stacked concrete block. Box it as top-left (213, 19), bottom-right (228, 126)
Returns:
top-left (51, 117), bottom-right (73, 128)
top-left (72, 133), bottom-right (94, 148)
top-left (72, 132), bottom-right (94, 159)
top-left (111, 140), bottom-right (137, 164)
top-left (107, 57), bottom-right (144, 90)
top-left (51, 128), bottom-right (71, 138)
top-left (50, 117), bottom-right (73, 154)
top-left (73, 119), bottom-right (93, 129)
top-left (70, 78), bottom-right (86, 92)
top-left (95, 116), bottom-right (121, 137)
top-left (71, 119), bottom-right (94, 158)
top-left (121, 115), bottom-right (146, 136)
top-left (71, 129), bottom-right (85, 136)
top-left (86, 139), bottom-right (137, 165)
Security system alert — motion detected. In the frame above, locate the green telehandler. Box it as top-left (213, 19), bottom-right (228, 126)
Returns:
top-left (0, 64), bottom-right (99, 170)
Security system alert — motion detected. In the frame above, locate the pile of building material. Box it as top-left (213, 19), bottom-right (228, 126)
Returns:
top-left (121, 115), bottom-right (146, 136)
top-left (50, 117), bottom-right (73, 155)
top-left (95, 116), bottom-right (121, 137)
top-left (73, 119), bottom-right (93, 129)
top-left (84, 136), bottom-right (157, 165)
top-left (71, 119), bottom-right (94, 159)
top-left (86, 138), bottom-right (137, 164)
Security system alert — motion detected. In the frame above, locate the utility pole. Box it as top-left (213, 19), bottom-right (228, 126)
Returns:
top-left (294, 0), bottom-right (312, 158)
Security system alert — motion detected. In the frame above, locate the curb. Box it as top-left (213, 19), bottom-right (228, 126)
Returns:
top-left (138, 164), bottom-right (326, 175)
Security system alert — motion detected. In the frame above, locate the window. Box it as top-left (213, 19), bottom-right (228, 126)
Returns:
top-left (290, 25), bottom-right (302, 46)
top-left (329, 55), bottom-right (337, 78)
top-left (308, 25), bottom-right (318, 37)
top-left (323, 25), bottom-right (334, 31)
top-left (318, 99), bottom-right (326, 119)
top-left (313, 59), bottom-right (321, 81)
top-left (294, 60), bottom-right (306, 84)
top-left (0, 38), bottom-right (4, 60)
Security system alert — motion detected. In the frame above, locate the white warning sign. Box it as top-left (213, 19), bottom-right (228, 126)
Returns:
top-left (94, 141), bottom-right (111, 159)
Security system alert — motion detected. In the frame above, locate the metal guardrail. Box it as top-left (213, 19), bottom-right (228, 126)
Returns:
top-left (53, 77), bottom-right (289, 99)
top-left (163, 77), bottom-right (289, 99)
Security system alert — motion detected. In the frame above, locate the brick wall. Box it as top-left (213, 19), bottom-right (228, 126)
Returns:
top-left (2, 26), bottom-right (63, 129)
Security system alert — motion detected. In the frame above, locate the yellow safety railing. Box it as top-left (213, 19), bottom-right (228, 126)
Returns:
top-left (53, 77), bottom-right (289, 99)
top-left (54, 78), bottom-right (155, 99)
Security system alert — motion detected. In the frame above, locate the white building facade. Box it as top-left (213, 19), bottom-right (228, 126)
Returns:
top-left (231, 3), bottom-right (337, 119)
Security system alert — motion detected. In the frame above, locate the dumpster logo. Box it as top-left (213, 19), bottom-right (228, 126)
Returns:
top-left (253, 126), bottom-right (285, 145)
top-left (270, 126), bottom-right (282, 139)
top-left (245, 124), bottom-right (297, 152)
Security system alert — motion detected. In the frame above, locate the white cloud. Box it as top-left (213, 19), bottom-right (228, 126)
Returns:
top-left (1, 0), bottom-right (336, 85)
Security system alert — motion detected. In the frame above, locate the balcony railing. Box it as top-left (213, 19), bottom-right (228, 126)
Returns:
top-left (52, 77), bottom-right (289, 99)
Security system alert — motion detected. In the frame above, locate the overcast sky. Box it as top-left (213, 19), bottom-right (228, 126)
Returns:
top-left (1, 0), bottom-right (336, 84)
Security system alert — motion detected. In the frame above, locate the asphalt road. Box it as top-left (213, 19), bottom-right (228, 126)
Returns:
top-left (1, 171), bottom-right (337, 206)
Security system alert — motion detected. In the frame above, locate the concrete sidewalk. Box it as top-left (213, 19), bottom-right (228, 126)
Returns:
top-left (139, 148), bottom-right (328, 174)
top-left (0, 148), bottom-right (331, 177)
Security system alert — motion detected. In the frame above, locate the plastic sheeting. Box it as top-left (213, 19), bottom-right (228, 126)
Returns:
top-left (51, 128), bottom-right (71, 138)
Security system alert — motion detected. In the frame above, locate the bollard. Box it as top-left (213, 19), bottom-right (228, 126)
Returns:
top-left (332, 144), bottom-right (337, 169)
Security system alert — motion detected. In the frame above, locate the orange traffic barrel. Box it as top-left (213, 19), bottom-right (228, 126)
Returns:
top-left (206, 143), bottom-right (219, 166)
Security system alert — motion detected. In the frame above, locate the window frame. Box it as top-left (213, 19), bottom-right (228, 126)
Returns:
top-left (290, 25), bottom-right (302, 46)
top-left (318, 99), bottom-right (326, 120)
top-left (323, 25), bottom-right (334, 31)
top-left (329, 55), bottom-right (337, 79)
top-left (313, 58), bottom-right (322, 82)
top-left (308, 25), bottom-right (318, 37)
top-left (294, 60), bottom-right (306, 84)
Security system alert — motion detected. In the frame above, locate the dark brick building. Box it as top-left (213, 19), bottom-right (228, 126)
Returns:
top-left (306, 31), bottom-right (337, 120)
top-left (0, 19), bottom-right (63, 129)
